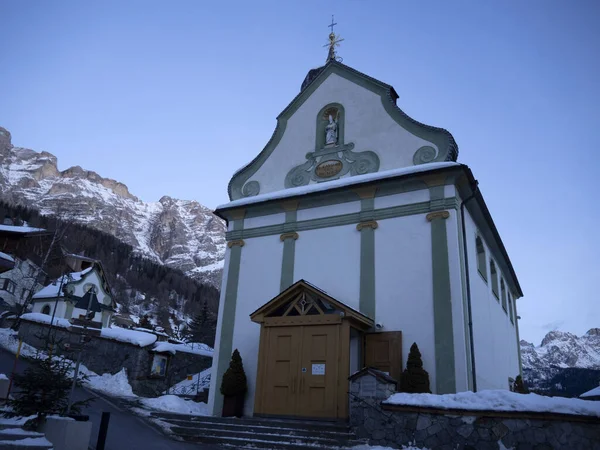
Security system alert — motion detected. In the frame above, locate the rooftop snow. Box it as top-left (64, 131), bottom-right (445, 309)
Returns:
top-left (32, 267), bottom-right (93, 299)
top-left (384, 389), bottom-right (600, 417)
top-left (0, 251), bottom-right (14, 263)
top-left (21, 312), bottom-right (71, 328)
top-left (580, 385), bottom-right (600, 398)
top-left (0, 224), bottom-right (46, 233)
top-left (101, 326), bottom-right (157, 347)
top-left (217, 162), bottom-right (461, 210)
top-left (153, 342), bottom-right (214, 357)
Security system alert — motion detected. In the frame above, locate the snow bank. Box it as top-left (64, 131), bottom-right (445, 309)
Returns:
top-left (0, 373), bottom-right (7, 381)
top-left (0, 328), bottom-right (39, 358)
top-left (20, 313), bottom-right (70, 328)
top-left (101, 326), bottom-right (157, 347)
top-left (140, 395), bottom-right (209, 416)
top-left (153, 342), bottom-right (213, 357)
top-left (86, 368), bottom-right (136, 397)
top-left (384, 390), bottom-right (600, 417)
top-left (0, 436), bottom-right (53, 447)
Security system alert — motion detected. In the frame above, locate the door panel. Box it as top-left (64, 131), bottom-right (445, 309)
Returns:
top-left (262, 327), bottom-right (301, 416)
top-left (365, 331), bottom-right (403, 383)
top-left (297, 325), bottom-right (339, 418)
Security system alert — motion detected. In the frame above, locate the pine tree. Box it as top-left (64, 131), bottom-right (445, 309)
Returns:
top-left (4, 340), bottom-right (91, 429)
top-left (400, 342), bottom-right (431, 394)
top-left (513, 375), bottom-right (529, 394)
top-left (220, 349), bottom-right (247, 397)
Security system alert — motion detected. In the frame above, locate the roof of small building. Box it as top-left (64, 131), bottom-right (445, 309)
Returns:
top-left (580, 385), bottom-right (600, 399)
top-left (32, 268), bottom-right (93, 299)
top-left (348, 367), bottom-right (398, 385)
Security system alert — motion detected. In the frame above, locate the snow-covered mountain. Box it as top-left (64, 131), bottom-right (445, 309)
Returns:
top-left (0, 127), bottom-right (226, 287)
top-left (521, 328), bottom-right (600, 397)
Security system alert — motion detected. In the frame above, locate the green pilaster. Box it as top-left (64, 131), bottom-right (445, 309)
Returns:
top-left (514, 299), bottom-right (523, 377)
top-left (428, 186), bottom-right (456, 394)
top-left (65, 302), bottom-right (74, 320)
top-left (358, 194), bottom-right (376, 319)
top-left (212, 218), bottom-right (244, 416)
top-left (280, 210), bottom-right (298, 292)
top-left (456, 206), bottom-right (474, 391)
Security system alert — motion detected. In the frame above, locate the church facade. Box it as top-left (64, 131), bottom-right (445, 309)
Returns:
top-left (208, 57), bottom-right (523, 420)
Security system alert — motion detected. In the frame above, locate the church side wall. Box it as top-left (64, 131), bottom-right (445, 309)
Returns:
top-left (374, 213), bottom-right (437, 392)
top-left (463, 209), bottom-right (519, 390)
top-left (230, 236), bottom-right (283, 417)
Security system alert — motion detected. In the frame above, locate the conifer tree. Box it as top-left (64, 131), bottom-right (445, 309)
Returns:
top-left (400, 342), bottom-right (431, 394)
top-left (513, 375), bottom-right (529, 394)
top-left (220, 349), bottom-right (247, 397)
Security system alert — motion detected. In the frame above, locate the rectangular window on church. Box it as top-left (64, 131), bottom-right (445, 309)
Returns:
top-left (476, 236), bottom-right (487, 282)
top-left (508, 293), bottom-right (514, 324)
top-left (501, 279), bottom-right (507, 313)
top-left (490, 260), bottom-right (499, 300)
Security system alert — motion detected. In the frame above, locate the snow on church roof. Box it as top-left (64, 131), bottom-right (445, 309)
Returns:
top-left (32, 267), bottom-right (93, 299)
top-left (217, 162), bottom-right (460, 211)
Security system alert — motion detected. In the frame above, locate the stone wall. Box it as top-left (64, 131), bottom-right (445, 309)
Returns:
top-left (16, 320), bottom-right (211, 397)
top-left (349, 373), bottom-right (600, 450)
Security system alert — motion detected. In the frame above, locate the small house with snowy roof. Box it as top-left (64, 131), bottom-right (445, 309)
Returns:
top-left (31, 260), bottom-right (116, 327)
top-left (208, 30), bottom-right (523, 420)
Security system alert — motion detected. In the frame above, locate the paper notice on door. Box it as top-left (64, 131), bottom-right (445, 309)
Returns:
top-left (312, 364), bottom-right (325, 375)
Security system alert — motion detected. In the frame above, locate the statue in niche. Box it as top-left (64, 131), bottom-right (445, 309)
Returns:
top-left (325, 113), bottom-right (338, 146)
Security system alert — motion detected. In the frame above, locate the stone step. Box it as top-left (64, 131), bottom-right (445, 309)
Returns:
top-left (162, 417), bottom-right (355, 439)
top-left (151, 412), bottom-right (350, 433)
top-left (0, 436), bottom-right (53, 449)
top-left (170, 424), bottom-right (359, 447)
top-left (176, 432), bottom-right (365, 450)
top-left (0, 428), bottom-right (45, 441)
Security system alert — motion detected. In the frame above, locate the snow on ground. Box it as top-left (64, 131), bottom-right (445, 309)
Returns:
top-left (0, 436), bottom-right (54, 447)
top-left (166, 368), bottom-right (211, 395)
top-left (140, 395), bottom-right (209, 416)
top-left (153, 342), bottom-right (213, 357)
top-left (0, 328), bottom-right (40, 358)
top-left (384, 389), bottom-right (600, 417)
top-left (85, 368), bottom-right (136, 397)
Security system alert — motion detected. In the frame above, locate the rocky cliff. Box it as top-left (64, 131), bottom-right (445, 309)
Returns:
top-left (0, 127), bottom-right (226, 287)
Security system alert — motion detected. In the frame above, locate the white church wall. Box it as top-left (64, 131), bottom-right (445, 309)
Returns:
top-left (374, 214), bottom-right (438, 392)
top-left (374, 189), bottom-right (430, 209)
top-left (244, 212), bottom-right (285, 229)
top-left (293, 224), bottom-right (360, 309)
top-left (32, 300), bottom-right (67, 318)
top-left (297, 200), bottom-right (360, 222)
top-left (230, 236), bottom-right (283, 416)
top-left (246, 73), bottom-right (438, 196)
top-left (463, 209), bottom-right (519, 391)
top-left (208, 247), bottom-right (232, 414)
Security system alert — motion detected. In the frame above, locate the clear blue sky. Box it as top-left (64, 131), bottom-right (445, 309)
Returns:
top-left (1, 0), bottom-right (598, 346)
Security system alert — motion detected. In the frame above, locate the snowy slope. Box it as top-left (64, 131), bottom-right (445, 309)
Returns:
top-left (0, 127), bottom-right (225, 287)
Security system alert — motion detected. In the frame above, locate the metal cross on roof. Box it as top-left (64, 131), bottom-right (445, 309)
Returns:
top-left (324, 15), bottom-right (344, 62)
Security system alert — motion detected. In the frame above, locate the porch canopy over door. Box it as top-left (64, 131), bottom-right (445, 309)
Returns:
top-left (250, 280), bottom-right (373, 420)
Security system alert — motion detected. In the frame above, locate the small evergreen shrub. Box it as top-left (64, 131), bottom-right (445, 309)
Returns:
top-left (400, 342), bottom-right (431, 394)
top-left (220, 349), bottom-right (247, 397)
top-left (513, 374), bottom-right (529, 394)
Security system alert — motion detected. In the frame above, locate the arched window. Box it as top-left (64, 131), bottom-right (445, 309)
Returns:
top-left (41, 305), bottom-right (51, 315)
top-left (476, 236), bottom-right (487, 281)
top-left (490, 260), bottom-right (499, 300)
top-left (501, 279), bottom-right (507, 312)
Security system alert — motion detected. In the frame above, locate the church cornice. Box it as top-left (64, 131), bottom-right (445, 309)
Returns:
top-left (227, 60), bottom-right (459, 201)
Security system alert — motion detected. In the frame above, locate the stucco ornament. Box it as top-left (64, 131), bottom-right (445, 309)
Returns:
top-left (325, 114), bottom-right (338, 145)
top-left (241, 180), bottom-right (260, 197)
top-left (285, 103), bottom-right (380, 188)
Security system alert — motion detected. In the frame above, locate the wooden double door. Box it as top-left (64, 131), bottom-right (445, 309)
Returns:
top-left (260, 324), bottom-right (340, 419)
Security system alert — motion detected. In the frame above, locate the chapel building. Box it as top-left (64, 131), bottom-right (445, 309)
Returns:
top-left (208, 32), bottom-right (523, 420)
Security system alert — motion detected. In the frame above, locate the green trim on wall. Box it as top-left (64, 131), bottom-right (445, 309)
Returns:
top-left (280, 210), bottom-right (298, 292)
top-left (226, 197), bottom-right (458, 241)
top-left (212, 240), bottom-right (244, 415)
top-left (514, 299), bottom-right (523, 377)
top-left (227, 60), bottom-right (457, 201)
top-left (456, 208), bottom-right (474, 391)
top-left (65, 302), bottom-right (74, 320)
top-left (358, 197), bottom-right (376, 319)
top-left (428, 187), bottom-right (456, 394)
